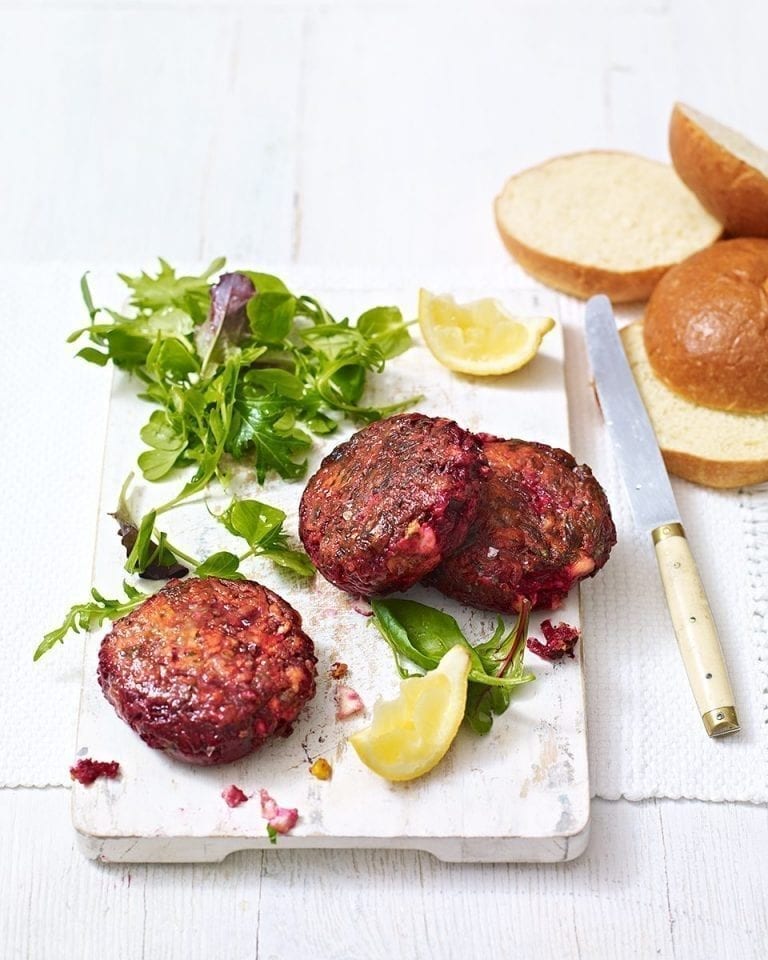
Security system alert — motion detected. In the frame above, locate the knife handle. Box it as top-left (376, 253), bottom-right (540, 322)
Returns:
top-left (652, 523), bottom-right (740, 737)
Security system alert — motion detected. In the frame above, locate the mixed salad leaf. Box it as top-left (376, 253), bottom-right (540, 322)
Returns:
top-left (70, 260), bottom-right (417, 489)
top-left (38, 260), bottom-right (416, 659)
top-left (35, 494), bottom-right (317, 662)
top-left (35, 582), bottom-right (153, 662)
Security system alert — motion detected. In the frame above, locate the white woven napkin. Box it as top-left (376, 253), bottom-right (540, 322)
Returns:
top-left (0, 264), bottom-right (112, 786)
top-left (561, 297), bottom-right (768, 802)
top-left (2, 264), bottom-right (766, 800)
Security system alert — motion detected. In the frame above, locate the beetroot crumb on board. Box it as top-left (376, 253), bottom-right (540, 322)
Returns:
top-left (69, 758), bottom-right (120, 785)
top-left (334, 684), bottom-right (365, 719)
top-left (221, 785), bottom-right (249, 808)
top-left (527, 620), bottom-right (580, 662)
top-left (350, 597), bottom-right (373, 617)
top-left (329, 661), bottom-right (348, 680)
top-left (259, 789), bottom-right (299, 840)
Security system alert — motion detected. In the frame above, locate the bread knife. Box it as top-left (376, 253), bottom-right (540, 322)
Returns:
top-left (584, 294), bottom-right (739, 737)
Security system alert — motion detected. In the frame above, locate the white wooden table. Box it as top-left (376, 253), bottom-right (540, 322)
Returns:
top-left (1, 1), bottom-right (767, 957)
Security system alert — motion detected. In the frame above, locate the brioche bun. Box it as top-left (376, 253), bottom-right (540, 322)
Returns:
top-left (494, 151), bottom-right (722, 302)
top-left (643, 238), bottom-right (768, 415)
top-left (669, 103), bottom-right (768, 237)
top-left (621, 324), bottom-right (768, 489)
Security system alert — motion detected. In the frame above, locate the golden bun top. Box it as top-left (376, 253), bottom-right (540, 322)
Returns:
top-left (670, 103), bottom-right (768, 238)
top-left (643, 238), bottom-right (768, 414)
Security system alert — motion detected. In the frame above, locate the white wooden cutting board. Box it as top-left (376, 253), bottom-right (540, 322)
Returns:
top-left (72, 285), bottom-right (589, 863)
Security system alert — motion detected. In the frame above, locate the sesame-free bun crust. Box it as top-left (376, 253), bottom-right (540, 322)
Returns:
top-left (643, 238), bottom-right (768, 414)
top-left (494, 151), bottom-right (722, 302)
top-left (621, 323), bottom-right (768, 489)
top-left (669, 103), bottom-right (768, 237)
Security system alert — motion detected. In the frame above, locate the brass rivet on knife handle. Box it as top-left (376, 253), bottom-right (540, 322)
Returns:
top-left (651, 523), bottom-right (740, 738)
top-left (652, 521), bottom-right (684, 544)
top-left (702, 706), bottom-right (740, 737)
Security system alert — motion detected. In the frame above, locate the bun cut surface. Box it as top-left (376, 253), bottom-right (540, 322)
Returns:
top-left (621, 323), bottom-right (768, 489)
top-left (494, 151), bottom-right (721, 302)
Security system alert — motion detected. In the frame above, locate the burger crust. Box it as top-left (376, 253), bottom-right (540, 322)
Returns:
top-left (427, 438), bottom-right (616, 613)
top-left (298, 413), bottom-right (488, 596)
top-left (98, 577), bottom-right (317, 766)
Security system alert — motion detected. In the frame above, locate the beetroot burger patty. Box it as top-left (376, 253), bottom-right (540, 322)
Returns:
top-left (427, 438), bottom-right (616, 613)
top-left (98, 577), bottom-right (317, 766)
top-left (298, 413), bottom-right (488, 596)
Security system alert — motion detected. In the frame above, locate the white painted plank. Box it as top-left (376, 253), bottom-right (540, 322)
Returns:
top-left (668, 0), bottom-right (768, 143)
top-left (0, 5), bottom-right (301, 264)
top-left (605, 6), bottom-right (677, 159)
top-left (296, 4), bottom-right (611, 270)
top-left (259, 798), bottom-right (672, 960)
top-left (0, 789), bottom-right (146, 960)
top-left (195, 6), bottom-right (303, 262)
top-left (0, 1), bottom-right (673, 10)
top-left (4, 791), bottom-right (767, 960)
top-left (607, 0), bottom-right (768, 158)
top-left (660, 800), bottom-right (768, 958)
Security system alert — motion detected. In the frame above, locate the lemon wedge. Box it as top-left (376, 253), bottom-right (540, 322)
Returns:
top-left (418, 288), bottom-right (555, 375)
top-left (349, 645), bottom-right (471, 782)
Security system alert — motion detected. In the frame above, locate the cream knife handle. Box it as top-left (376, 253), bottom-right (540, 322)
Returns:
top-left (652, 523), bottom-right (740, 737)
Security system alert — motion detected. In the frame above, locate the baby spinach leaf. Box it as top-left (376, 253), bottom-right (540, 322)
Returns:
top-left (247, 291), bottom-right (296, 343)
top-left (138, 446), bottom-right (185, 482)
top-left (220, 499), bottom-right (286, 547)
top-left (370, 598), bottom-right (535, 734)
top-left (357, 306), bottom-right (413, 359)
top-left (242, 368), bottom-right (305, 400)
top-left (240, 271), bottom-right (292, 296)
top-left (217, 498), bottom-right (316, 578)
top-left (260, 548), bottom-right (316, 577)
top-left (195, 551), bottom-right (243, 580)
top-left (75, 346), bottom-right (110, 366)
top-left (103, 329), bottom-right (153, 371)
top-left (146, 336), bottom-right (199, 382)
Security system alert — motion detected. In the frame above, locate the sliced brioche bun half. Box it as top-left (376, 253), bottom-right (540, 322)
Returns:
top-left (644, 238), bottom-right (768, 414)
top-left (621, 323), bottom-right (768, 489)
top-left (669, 103), bottom-right (768, 237)
top-left (494, 151), bottom-right (722, 303)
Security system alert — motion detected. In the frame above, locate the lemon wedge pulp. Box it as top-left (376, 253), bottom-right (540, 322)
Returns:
top-left (349, 645), bottom-right (471, 782)
top-left (418, 288), bottom-right (555, 376)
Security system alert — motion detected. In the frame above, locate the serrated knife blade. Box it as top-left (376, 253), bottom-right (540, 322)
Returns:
top-left (584, 294), bottom-right (739, 738)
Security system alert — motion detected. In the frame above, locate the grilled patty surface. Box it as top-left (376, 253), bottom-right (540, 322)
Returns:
top-left (98, 577), bottom-right (317, 766)
top-left (298, 413), bottom-right (488, 596)
top-left (427, 437), bottom-right (616, 613)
